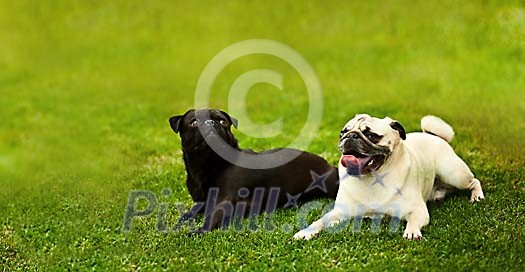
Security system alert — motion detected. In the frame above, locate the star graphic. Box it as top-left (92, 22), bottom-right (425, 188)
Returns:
top-left (305, 170), bottom-right (332, 193)
top-left (369, 172), bottom-right (388, 187)
top-left (395, 187), bottom-right (403, 196)
top-left (337, 171), bottom-right (362, 185)
top-left (284, 193), bottom-right (301, 208)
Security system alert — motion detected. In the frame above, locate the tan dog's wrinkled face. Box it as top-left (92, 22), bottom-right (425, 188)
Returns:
top-left (339, 114), bottom-right (406, 175)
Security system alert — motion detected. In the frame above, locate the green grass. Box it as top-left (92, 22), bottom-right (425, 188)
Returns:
top-left (1, 0), bottom-right (525, 270)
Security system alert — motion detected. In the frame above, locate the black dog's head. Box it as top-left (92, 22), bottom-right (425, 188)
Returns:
top-left (169, 109), bottom-right (239, 152)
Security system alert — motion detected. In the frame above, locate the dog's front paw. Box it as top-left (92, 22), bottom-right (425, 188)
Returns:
top-left (293, 228), bottom-right (319, 240)
top-left (470, 188), bottom-right (485, 203)
top-left (403, 228), bottom-right (423, 240)
top-left (469, 178), bottom-right (485, 203)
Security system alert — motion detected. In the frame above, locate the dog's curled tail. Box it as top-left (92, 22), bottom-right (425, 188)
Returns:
top-left (421, 115), bottom-right (454, 142)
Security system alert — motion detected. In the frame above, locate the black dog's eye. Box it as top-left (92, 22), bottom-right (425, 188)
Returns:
top-left (219, 120), bottom-right (228, 126)
top-left (189, 120), bottom-right (198, 128)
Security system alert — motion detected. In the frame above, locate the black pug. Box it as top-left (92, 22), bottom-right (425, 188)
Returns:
top-left (169, 109), bottom-right (338, 233)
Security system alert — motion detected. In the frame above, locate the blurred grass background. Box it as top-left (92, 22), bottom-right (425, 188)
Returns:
top-left (1, 0), bottom-right (524, 270)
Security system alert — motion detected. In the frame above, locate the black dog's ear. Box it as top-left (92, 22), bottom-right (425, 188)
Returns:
top-left (169, 115), bottom-right (183, 134)
top-left (390, 121), bottom-right (406, 140)
top-left (220, 110), bottom-right (238, 129)
top-left (230, 116), bottom-right (238, 129)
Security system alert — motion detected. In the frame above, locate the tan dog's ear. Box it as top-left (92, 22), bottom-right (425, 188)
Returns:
top-left (389, 120), bottom-right (406, 140)
top-left (354, 113), bottom-right (371, 119)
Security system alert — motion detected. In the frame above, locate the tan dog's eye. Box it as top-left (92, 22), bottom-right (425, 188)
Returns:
top-left (219, 120), bottom-right (228, 126)
top-left (189, 120), bottom-right (198, 128)
top-left (365, 132), bottom-right (382, 143)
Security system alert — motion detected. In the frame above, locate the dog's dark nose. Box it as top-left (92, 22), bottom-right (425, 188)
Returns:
top-left (204, 120), bottom-right (217, 126)
top-left (340, 138), bottom-right (355, 155)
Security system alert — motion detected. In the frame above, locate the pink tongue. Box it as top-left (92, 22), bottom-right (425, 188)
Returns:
top-left (341, 155), bottom-right (360, 168)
